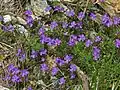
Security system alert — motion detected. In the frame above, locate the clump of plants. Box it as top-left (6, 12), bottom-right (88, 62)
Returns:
top-left (0, 0), bottom-right (120, 90)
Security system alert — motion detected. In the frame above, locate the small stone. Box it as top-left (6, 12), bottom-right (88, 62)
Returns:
top-left (17, 17), bottom-right (27, 25)
top-left (3, 15), bottom-right (11, 23)
top-left (16, 25), bottom-right (28, 37)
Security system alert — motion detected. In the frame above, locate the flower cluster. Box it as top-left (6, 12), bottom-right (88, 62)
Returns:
top-left (2, 24), bottom-right (14, 32)
top-left (3, 64), bottom-right (29, 83)
top-left (24, 10), bottom-right (34, 27)
top-left (39, 34), bottom-right (61, 47)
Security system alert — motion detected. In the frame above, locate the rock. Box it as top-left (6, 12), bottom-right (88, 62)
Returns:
top-left (3, 15), bottom-right (12, 23)
top-left (0, 85), bottom-right (9, 90)
top-left (30, 0), bottom-right (50, 16)
top-left (17, 17), bottom-right (27, 25)
top-left (15, 25), bottom-right (28, 37)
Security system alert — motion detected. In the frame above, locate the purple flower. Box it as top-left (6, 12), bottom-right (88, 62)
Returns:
top-left (11, 67), bottom-right (20, 75)
top-left (40, 34), bottom-right (47, 44)
top-left (47, 38), bottom-right (55, 46)
top-left (69, 21), bottom-right (76, 28)
top-left (92, 46), bottom-right (100, 60)
top-left (68, 35), bottom-right (78, 46)
top-left (115, 39), bottom-right (120, 48)
top-left (21, 69), bottom-right (29, 77)
top-left (68, 40), bottom-right (76, 46)
top-left (55, 57), bottom-right (65, 66)
top-left (50, 21), bottom-right (58, 30)
top-left (26, 16), bottom-right (33, 27)
top-left (64, 54), bottom-right (73, 63)
top-left (54, 38), bottom-right (61, 46)
top-left (1, 25), bottom-right (7, 31)
top-left (31, 49), bottom-right (37, 59)
top-left (59, 77), bottom-right (65, 85)
top-left (95, 36), bottom-right (102, 42)
top-left (113, 17), bottom-right (120, 25)
top-left (51, 67), bottom-right (59, 76)
top-left (70, 35), bottom-right (77, 40)
top-left (40, 63), bottom-right (48, 71)
top-left (40, 48), bottom-right (47, 56)
top-left (102, 14), bottom-right (113, 27)
top-left (90, 13), bottom-right (96, 20)
top-left (27, 86), bottom-right (32, 90)
top-left (54, 6), bottom-right (64, 12)
top-left (24, 10), bottom-right (32, 16)
top-left (0, 16), bottom-right (3, 21)
top-left (7, 24), bottom-right (14, 31)
top-left (8, 64), bottom-right (15, 72)
top-left (78, 12), bottom-right (85, 19)
top-left (76, 21), bottom-right (83, 29)
top-left (41, 57), bottom-right (45, 62)
top-left (19, 53), bottom-right (26, 61)
top-left (70, 73), bottom-right (76, 79)
top-left (16, 49), bottom-right (22, 56)
top-left (1, 25), bottom-right (14, 31)
top-left (78, 34), bottom-right (86, 42)
top-left (45, 5), bottom-right (52, 12)
top-left (65, 10), bottom-right (75, 17)
top-left (16, 49), bottom-right (26, 61)
top-left (85, 39), bottom-right (93, 47)
top-left (62, 22), bottom-right (68, 28)
top-left (69, 64), bottom-right (77, 72)
top-left (38, 27), bottom-right (45, 35)
top-left (11, 75), bottom-right (21, 83)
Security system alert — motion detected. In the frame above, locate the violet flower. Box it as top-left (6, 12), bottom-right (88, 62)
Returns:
top-left (78, 12), bottom-right (85, 19)
top-left (92, 46), bottom-right (100, 60)
top-left (113, 17), bottom-right (120, 25)
top-left (21, 69), bottom-right (29, 77)
top-left (26, 16), bottom-right (33, 27)
top-left (31, 49), bottom-right (37, 59)
top-left (95, 36), bottom-right (102, 42)
top-left (40, 48), bottom-right (47, 56)
top-left (62, 22), bottom-right (68, 29)
top-left (70, 73), bottom-right (76, 79)
top-left (51, 67), bottom-right (59, 76)
top-left (38, 27), bottom-right (45, 35)
top-left (65, 9), bottom-right (75, 17)
top-left (54, 6), bottom-right (64, 12)
top-left (69, 21), bottom-right (76, 28)
top-left (78, 34), bottom-right (86, 42)
top-left (90, 12), bottom-right (96, 20)
top-left (0, 16), bottom-right (3, 21)
top-left (11, 75), bottom-right (21, 83)
top-left (45, 5), bottom-right (52, 12)
top-left (102, 14), bottom-right (113, 27)
top-left (85, 39), bottom-right (93, 47)
top-left (59, 77), bottom-right (65, 85)
top-left (40, 63), bottom-right (49, 71)
top-left (24, 10), bottom-right (32, 16)
top-left (115, 39), bottom-right (120, 48)
top-left (69, 64), bottom-right (77, 72)
top-left (50, 21), bottom-right (58, 30)
top-left (64, 54), bottom-right (73, 63)
top-left (55, 57), bottom-right (65, 66)
top-left (27, 86), bottom-right (32, 90)
top-left (19, 53), bottom-right (26, 61)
